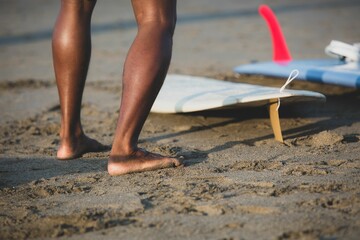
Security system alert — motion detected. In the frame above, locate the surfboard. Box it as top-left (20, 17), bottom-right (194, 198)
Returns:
top-left (233, 5), bottom-right (360, 88)
top-left (234, 60), bottom-right (360, 88)
top-left (151, 74), bottom-right (326, 142)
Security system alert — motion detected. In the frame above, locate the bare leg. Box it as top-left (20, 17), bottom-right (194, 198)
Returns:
top-left (108, 0), bottom-right (182, 175)
top-left (52, 0), bottom-right (108, 160)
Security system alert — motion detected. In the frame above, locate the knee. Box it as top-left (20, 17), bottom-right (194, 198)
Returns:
top-left (61, 0), bottom-right (97, 13)
top-left (136, 8), bottom-right (176, 36)
top-left (140, 18), bottom-right (176, 37)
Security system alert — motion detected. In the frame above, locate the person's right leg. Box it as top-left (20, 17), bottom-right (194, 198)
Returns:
top-left (108, 0), bottom-right (182, 175)
top-left (52, 0), bottom-right (107, 160)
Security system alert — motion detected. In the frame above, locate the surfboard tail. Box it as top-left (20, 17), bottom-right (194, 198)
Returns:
top-left (259, 5), bottom-right (292, 63)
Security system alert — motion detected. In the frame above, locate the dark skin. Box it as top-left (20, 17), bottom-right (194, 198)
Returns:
top-left (52, 0), bottom-right (182, 175)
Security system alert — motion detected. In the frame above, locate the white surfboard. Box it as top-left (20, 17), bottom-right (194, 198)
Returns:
top-left (151, 74), bottom-right (325, 142)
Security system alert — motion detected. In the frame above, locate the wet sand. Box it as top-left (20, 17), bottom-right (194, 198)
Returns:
top-left (1, 0), bottom-right (360, 239)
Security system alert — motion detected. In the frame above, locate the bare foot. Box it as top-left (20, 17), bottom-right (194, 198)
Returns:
top-left (57, 134), bottom-right (110, 160)
top-left (108, 148), bottom-right (183, 176)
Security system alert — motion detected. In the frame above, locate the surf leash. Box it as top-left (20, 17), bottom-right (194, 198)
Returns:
top-left (277, 69), bottom-right (299, 111)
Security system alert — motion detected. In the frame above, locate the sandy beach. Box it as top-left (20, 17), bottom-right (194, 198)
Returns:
top-left (1, 0), bottom-right (360, 239)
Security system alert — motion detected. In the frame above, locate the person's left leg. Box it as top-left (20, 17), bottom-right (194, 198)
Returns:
top-left (108, 0), bottom-right (182, 175)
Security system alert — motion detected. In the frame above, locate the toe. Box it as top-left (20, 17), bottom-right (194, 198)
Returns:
top-left (172, 157), bottom-right (183, 167)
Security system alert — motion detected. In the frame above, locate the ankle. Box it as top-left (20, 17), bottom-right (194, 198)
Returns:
top-left (110, 144), bottom-right (138, 157)
top-left (59, 125), bottom-right (84, 141)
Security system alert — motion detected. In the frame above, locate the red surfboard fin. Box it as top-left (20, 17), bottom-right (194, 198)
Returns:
top-left (259, 5), bottom-right (292, 63)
